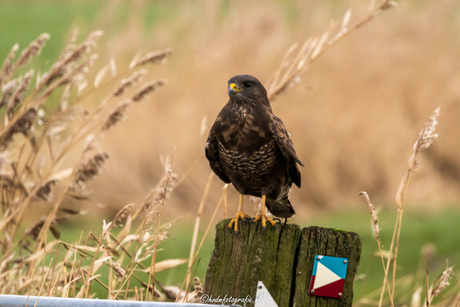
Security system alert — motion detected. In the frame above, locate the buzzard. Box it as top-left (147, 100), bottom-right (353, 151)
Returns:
top-left (205, 74), bottom-right (303, 232)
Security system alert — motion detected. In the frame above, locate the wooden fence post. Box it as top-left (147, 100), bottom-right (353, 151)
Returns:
top-left (204, 219), bottom-right (362, 307)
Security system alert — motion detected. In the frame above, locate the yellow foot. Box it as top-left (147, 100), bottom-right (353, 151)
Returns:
top-left (252, 213), bottom-right (276, 230)
top-left (228, 211), bottom-right (251, 233)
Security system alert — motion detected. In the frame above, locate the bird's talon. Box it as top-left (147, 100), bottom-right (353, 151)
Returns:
top-left (228, 211), bottom-right (251, 232)
top-left (253, 211), bottom-right (276, 231)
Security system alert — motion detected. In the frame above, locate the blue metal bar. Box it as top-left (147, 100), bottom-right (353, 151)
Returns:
top-left (0, 295), bottom-right (238, 307)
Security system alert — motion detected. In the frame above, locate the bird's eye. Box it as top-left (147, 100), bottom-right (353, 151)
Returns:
top-left (243, 81), bottom-right (252, 88)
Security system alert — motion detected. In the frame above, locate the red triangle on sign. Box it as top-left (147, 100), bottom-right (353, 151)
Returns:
top-left (310, 278), bottom-right (345, 298)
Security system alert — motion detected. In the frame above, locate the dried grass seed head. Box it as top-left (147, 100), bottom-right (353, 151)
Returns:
top-left (113, 69), bottom-right (147, 97)
top-left (360, 191), bottom-right (381, 241)
top-left (0, 43), bottom-right (19, 87)
top-left (131, 48), bottom-right (173, 69)
top-left (132, 79), bottom-right (165, 102)
top-left (58, 28), bottom-right (79, 62)
top-left (193, 277), bottom-right (203, 296)
top-left (44, 107), bottom-right (78, 138)
top-left (141, 210), bottom-right (162, 235)
top-left (64, 30), bottom-right (103, 65)
top-left (74, 151), bottom-right (109, 184)
top-left (40, 30), bottom-right (103, 88)
top-left (0, 79), bottom-right (18, 109)
top-left (34, 179), bottom-right (57, 202)
top-left (106, 203), bottom-right (134, 233)
top-left (413, 106), bottom-right (440, 153)
top-left (102, 99), bottom-right (131, 131)
top-left (141, 166), bottom-right (177, 212)
top-left (161, 285), bottom-right (184, 301)
top-left (58, 54), bottom-right (98, 88)
top-left (7, 69), bottom-right (34, 113)
top-left (431, 265), bottom-right (454, 297)
top-left (0, 108), bottom-right (37, 150)
top-left (107, 259), bottom-right (126, 278)
top-left (17, 33), bottom-right (50, 67)
top-left (147, 230), bottom-right (168, 251)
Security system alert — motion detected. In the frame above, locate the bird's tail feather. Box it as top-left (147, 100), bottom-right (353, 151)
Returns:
top-left (265, 196), bottom-right (295, 218)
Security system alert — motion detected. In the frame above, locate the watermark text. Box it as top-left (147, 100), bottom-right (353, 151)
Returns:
top-left (200, 294), bottom-right (262, 306)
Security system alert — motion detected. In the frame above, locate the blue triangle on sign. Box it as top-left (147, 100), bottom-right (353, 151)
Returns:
top-left (309, 255), bottom-right (349, 299)
top-left (317, 255), bottom-right (348, 279)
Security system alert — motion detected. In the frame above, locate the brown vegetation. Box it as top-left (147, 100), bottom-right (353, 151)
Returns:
top-left (82, 0), bottom-right (460, 221)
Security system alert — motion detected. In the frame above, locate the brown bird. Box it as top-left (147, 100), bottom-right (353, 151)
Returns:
top-left (205, 74), bottom-right (303, 232)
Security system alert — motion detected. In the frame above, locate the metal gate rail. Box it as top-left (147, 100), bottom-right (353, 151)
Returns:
top-left (0, 295), bottom-right (237, 307)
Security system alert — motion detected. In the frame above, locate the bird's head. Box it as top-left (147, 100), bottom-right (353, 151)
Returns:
top-left (227, 75), bottom-right (270, 107)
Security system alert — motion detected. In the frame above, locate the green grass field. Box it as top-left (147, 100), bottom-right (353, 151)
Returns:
top-left (59, 206), bottom-right (460, 304)
top-left (149, 207), bottom-right (460, 297)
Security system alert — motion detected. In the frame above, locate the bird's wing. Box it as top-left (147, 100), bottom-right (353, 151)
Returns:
top-left (205, 129), bottom-right (231, 184)
top-left (271, 114), bottom-right (303, 187)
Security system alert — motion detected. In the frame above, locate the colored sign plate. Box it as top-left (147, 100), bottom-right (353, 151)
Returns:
top-left (309, 255), bottom-right (348, 298)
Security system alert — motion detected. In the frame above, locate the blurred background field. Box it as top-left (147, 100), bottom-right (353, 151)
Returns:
top-left (1, 0), bottom-right (459, 305)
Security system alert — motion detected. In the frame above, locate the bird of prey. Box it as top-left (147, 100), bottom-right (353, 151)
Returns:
top-left (205, 74), bottom-right (303, 232)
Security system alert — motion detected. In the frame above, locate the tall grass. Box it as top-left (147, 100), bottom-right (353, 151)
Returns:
top-left (359, 107), bottom-right (459, 306)
top-left (0, 30), bottom-right (206, 301)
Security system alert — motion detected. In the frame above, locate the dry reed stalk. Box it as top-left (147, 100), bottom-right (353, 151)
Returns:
top-left (0, 29), bottom-right (176, 299)
top-left (129, 48), bottom-right (173, 69)
top-left (7, 54), bottom-right (167, 249)
top-left (0, 31), bottom-right (103, 243)
top-left (177, 181), bottom-right (227, 302)
top-left (145, 151), bottom-right (176, 301)
top-left (412, 243), bottom-right (436, 299)
top-left (187, 172), bottom-right (214, 292)
top-left (360, 191), bottom-right (394, 306)
top-left (37, 30), bottom-right (103, 91)
top-left (173, 157), bottom-right (203, 191)
top-left (111, 161), bottom-right (176, 300)
top-left (425, 265), bottom-right (454, 306)
top-left (391, 107), bottom-right (440, 297)
top-left (94, 58), bottom-right (117, 88)
top-left (103, 203), bottom-right (134, 238)
top-left (266, 0), bottom-right (397, 100)
top-left (54, 77), bottom-right (165, 175)
top-left (0, 43), bottom-right (19, 88)
top-left (79, 213), bottom-right (138, 299)
top-left (364, 106), bottom-right (440, 306)
top-left (112, 69), bottom-right (147, 97)
top-left (132, 79), bottom-right (165, 102)
top-left (6, 69), bottom-right (34, 116)
top-left (0, 31), bottom-right (101, 144)
top-left (16, 33), bottom-right (50, 68)
top-left (157, 276), bottom-right (203, 303)
top-left (0, 80), bottom-right (18, 109)
top-left (31, 139), bottom-right (103, 263)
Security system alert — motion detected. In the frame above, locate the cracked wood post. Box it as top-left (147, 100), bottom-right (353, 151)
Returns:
top-left (204, 219), bottom-right (362, 307)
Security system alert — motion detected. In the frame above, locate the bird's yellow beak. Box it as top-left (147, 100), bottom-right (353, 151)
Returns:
top-left (229, 83), bottom-right (242, 93)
